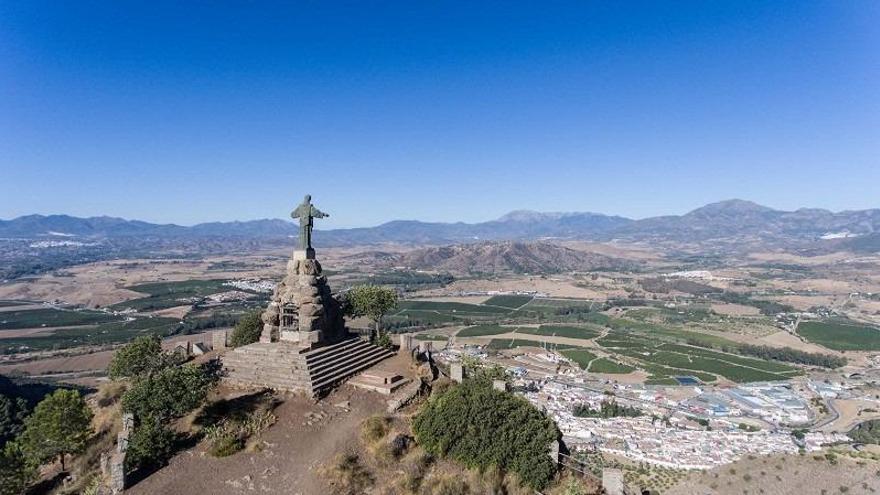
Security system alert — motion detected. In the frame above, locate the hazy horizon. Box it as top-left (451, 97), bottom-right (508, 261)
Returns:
top-left (2, 2), bottom-right (878, 228)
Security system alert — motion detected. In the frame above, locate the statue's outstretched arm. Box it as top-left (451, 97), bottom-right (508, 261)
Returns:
top-left (311, 206), bottom-right (329, 218)
top-left (291, 205), bottom-right (305, 219)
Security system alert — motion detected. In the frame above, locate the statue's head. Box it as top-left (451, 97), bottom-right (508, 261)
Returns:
top-left (304, 194), bottom-right (311, 202)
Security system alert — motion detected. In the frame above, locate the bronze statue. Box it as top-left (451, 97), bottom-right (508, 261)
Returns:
top-left (291, 194), bottom-right (328, 250)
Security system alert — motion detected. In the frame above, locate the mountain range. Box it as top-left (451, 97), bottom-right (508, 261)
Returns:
top-left (2, 200), bottom-right (879, 251)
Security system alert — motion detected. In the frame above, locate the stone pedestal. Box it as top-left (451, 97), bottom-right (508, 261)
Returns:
top-left (293, 248), bottom-right (315, 260)
top-left (259, 249), bottom-right (346, 349)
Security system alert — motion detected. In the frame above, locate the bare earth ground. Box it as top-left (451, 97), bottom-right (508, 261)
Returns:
top-left (666, 452), bottom-right (880, 495)
top-left (757, 330), bottom-right (842, 354)
top-left (127, 386), bottom-right (387, 495)
top-left (820, 398), bottom-right (880, 434)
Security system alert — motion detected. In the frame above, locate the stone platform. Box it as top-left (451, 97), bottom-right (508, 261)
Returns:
top-left (222, 337), bottom-right (394, 396)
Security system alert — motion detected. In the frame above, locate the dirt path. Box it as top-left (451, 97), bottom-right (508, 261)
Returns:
top-left (127, 387), bottom-right (386, 495)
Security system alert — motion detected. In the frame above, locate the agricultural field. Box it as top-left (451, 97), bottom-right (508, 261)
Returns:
top-left (0, 308), bottom-right (119, 330)
top-left (516, 325), bottom-right (601, 340)
top-left (457, 324), bottom-right (516, 337)
top-left (483, 294), bottom-right (533, 309)
top-left (587, 357), bottom-right (635, 374)
top-left (593, 329), bottom-right (797, 383)
top-left (398, 300), bottom-right (514, 315)
top-left (797, 320), bottom-right (880, 351)
top-left (560, 348), bottom-right (598, 369)
top-left (487, 338), bottom-right (579, 350)
top-left (109, 279), bottom-right (251, 311)
top-left (1, 316), bottom-right (181, 354)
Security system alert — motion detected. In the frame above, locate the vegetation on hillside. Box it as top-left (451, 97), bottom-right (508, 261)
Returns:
top-left (412, 380), bottom-right (559, 490)
top-left (849, 419), bottom-right (880, 445)
top-left (17, 389), bottom-right (93, 472)
top-left (108, 336), bottom-right (219, 471)
top-left (229, 309), bottom-right (263, 347)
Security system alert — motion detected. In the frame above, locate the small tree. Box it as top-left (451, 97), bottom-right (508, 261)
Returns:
top-left (0, 394), bottom-right (29, 448)
top-left (229, 310), bottom-right (263, 348)
top-left (108, 335), bottom-right (165, 379)
top-left (345, 285), bottom-right (398, 342)
top-left (19, 389), bottom-right (93, 472)
top-left (0, 441), bottom-right (36, 495)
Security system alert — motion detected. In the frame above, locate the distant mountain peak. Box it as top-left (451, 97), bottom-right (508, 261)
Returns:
top-left (495, 210), bottom-right (607, 223)
top-left (685, 199), bottom-right (775, 216)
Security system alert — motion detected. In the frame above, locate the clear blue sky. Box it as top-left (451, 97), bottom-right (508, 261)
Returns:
top-left (1, 1), bottom-right (878, 228)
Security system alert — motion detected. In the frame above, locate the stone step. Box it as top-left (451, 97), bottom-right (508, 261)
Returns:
top-left (310, 348), bottom-right (395, 392)
top-left (308, 344), bottom-right (390, 383)
top-left (307, 340), bottom-right (375, 374)
top-left (304, 338), bottom-right (370, 366)
top-left (302, 336), bottom-right (362, 358)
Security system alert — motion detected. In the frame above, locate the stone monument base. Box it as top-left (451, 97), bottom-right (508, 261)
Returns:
top-left (222, 337), bottom-right (394, 396)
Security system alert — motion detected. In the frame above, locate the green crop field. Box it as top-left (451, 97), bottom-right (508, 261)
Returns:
top-left (0, 317), bottom-right (181, 354)
top-left (414, 334), bottom-right (449, 341)
top-left (517, 325), bottom-right (600, 340)
top-left (483, 295), bottom-right (533, 309)
top-left (398, 300), bottom-right (513, 315)
top-left (619, 349), bottom-right (788, 383)
top-left (588, 358), bottom-right (634, 374)
top-left (523, 298), bottom-right (595, 309)
top-left (560, 349), bottom-right (598, 369)
top-left (457, 324), bottom-right (516, 337)
top-left (657, 343), bottom-right (796, 374)
top-left (109, 279), bottom-right (243, 312)
top-left (487, 339), bottom-right (579, 350)
top-left (124, 279), bottom-right (233, 296)
top-left (797, 320), bottom-right (880, 351)
top-left (390, 310), bottom-right (461, 324)
top-left (0, 308), bottom-right (119, 330)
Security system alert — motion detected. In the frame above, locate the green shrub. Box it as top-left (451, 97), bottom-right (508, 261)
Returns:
top-left (229, 310), bottom-right (263, 348)
top-left (122, 364), bottom-right (215, 422)
top-left (412, 380), bottom-right (559, 490)
top-left (125, 417), bottom-right (176, 470)
top-left (108, 335), bottom-right (165, 379)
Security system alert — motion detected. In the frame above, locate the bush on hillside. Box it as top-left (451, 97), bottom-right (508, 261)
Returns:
top-left (122, 364), bottom-right (216, 422)
top-left (229, 310), bottom-right (263, 347)
top-left (108, 335), bottom-right (177, 379)
top-left (124, 416), bottom-right (176, 471)
top-left (412, 380), bottom-right (560, 490)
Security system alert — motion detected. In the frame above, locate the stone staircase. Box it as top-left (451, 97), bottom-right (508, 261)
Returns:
top-left (222, 337), bottom-right (395, 396)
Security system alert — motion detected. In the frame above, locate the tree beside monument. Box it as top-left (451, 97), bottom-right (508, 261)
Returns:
top-left (345, 285), bottom-right (399, 347)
